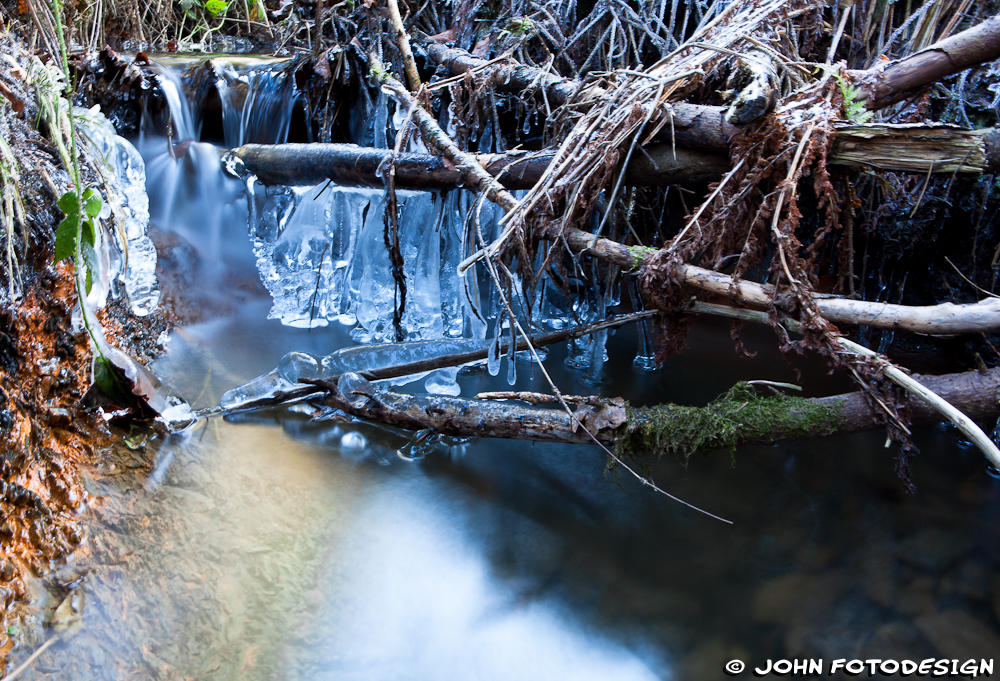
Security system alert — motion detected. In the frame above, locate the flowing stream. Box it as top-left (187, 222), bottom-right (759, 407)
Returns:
top-left (12, 57), bottom-right (1000, 679)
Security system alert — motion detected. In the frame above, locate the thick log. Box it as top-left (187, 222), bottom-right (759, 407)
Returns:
top-left (229, 142), bottom-right (729, 188)
top-left (230, 122), bottom-right (1000, 190)
top-left (309, 366), bottom-right (1000, 450)
top-left (848, 14), bottom-right (1000, 109)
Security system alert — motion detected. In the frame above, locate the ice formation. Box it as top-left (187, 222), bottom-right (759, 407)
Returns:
top-left (77, 107), bottom-right (161, 316)
top-left (219, 337), bottom-right (495, 410)
top-left (248, 183), bottom-right (499, 341)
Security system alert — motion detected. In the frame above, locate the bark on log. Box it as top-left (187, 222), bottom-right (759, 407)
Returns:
top-left (554, 225), bottom-right (1000, 335)
top-left (847, 14), bottom-right (1000, 110)
top-left (310, 366), bottom-right (1000, 449)
top-left (230, 122), bottom-right (1000, 189)
top-left (228, 142), bottom-right (729, 188)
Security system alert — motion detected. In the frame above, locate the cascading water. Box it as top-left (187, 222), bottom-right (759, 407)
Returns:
top-left (140, 56), bottom-right (615, 398)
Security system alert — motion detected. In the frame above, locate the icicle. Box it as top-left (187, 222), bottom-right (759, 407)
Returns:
top-left (506, 326), bottom-right (517, 386)
top-left (487, 320), bottom-right (502, 377)
top-left (219, 369), bottom-right (299, 410)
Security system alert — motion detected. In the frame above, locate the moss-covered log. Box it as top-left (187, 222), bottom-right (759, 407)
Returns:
top-left (308, 367), bottom-right (1000, 453)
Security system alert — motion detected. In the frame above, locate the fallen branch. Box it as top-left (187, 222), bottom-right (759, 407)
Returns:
top-left (226, 141), bottom-right (728, 188)
top-left (228, 121), bottom-right (1000, 192)
top-left (686, 301), bottom-right (1000, 468)
top-left (553, 225), bottom-right (1000, 335)
top-left (847, 13), bottom-right (1000, 109)
top-left (202, 311), bottom-right (659, 417)
top-left (304, 366), bottom-right (1000, 452)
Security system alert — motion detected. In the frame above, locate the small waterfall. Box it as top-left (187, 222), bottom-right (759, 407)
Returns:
top-left (139, 55), bottom-right (614, 393)
top-left (216, 61), bottom-right (297, 147)
top-left (146, 61), bottom-right (199, 143)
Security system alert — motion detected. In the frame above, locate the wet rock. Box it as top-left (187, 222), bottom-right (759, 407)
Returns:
top-left (784, 591), bottom-right (878, 659)
top-left (894, 576), bottom-right (937, 617)
top-left (992, 574), bottom-right (1000, 625)
top-left (915, 610), bottom-right (1000, 660)
top-left (896, 528), bottom-right (973, 572)
top-left (863, 621), bottom-right (933, 659)
top-left (940, 559), bottom-right (990, 602)
top-left (47, 407), bottom-right (72, 428)
top-left (604, 581), bottom-right (703, 619)
top-left (752, 571), bottom-right (843, 627)
top-left (859, 538), bottom-right (897, 608)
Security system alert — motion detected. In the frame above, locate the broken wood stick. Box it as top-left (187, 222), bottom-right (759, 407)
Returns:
top-left (387, 0), bottom-right (421, 91)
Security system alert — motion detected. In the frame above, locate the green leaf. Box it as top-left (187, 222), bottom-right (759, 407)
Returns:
top-left (83, 189), bottom-right (102, 218)
top-left (81, 240), bottom-right (98, 294)
top-left (57, 191), bottom-right (80, 216)
top-left (205, 0), bottom-right (228, 16)
top-left (54, 215), bottom-right (80, 262)
top-left (94, 357), bottom-right (128, 400)
top-left (82, 217), bottom-right (95, 247)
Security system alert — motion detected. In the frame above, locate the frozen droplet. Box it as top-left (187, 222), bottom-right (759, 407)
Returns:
top-left (337, 372), bottom-right (374, 407)
top-left (397, 429), bottom-right (436, 461)
top-left (278, 351), bottom-right (321, 383)
top-left (340, 431), bottom-right (367, 451)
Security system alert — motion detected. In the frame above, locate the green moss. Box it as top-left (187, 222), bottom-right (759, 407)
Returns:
top-left (627, 245), bottom-right (658, 271)
top-left (613, 382), bottom-right (844, 462)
